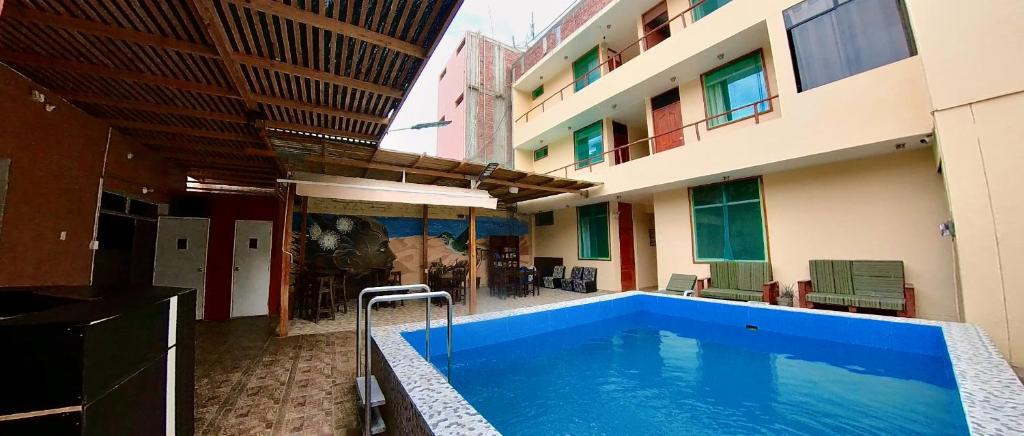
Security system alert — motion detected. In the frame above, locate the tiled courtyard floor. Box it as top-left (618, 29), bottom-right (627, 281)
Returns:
top-left (195, 288), bottom-right (613, 435)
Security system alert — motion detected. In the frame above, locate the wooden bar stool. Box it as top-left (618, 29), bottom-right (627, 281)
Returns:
top-left (315, 276), bottom-right (336, 323)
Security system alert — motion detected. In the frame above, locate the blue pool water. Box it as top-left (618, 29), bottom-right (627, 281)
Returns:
top-left (402, 295), bottom-right (968, 435)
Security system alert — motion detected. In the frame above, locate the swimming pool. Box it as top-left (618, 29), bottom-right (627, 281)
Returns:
top-left (373, 292), bottom-right (1024, 435)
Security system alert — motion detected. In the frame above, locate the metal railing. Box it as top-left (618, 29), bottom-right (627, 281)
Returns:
top-left (543, 95), bottom-right (779, 178)
top-left (515, 0), bottom-right (708, 125)
top-left (358, 286), bottom-right (453, 436)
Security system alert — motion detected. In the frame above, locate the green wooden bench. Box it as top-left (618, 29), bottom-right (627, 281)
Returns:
top-left (696, 262), bottom-right (778, 304)
top-left (663, 273), bottom-right (698, 296)
top-left (797, 260), bottom-right (916, 317)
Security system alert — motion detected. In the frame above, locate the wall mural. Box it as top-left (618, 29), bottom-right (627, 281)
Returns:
top-left (294, 212), bottom-right (529, 292)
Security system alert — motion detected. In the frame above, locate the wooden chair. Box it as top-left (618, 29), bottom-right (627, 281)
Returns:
top-left (696, 262), bottom-right (778, 304)
top-left (798, 260), bottom-right (916, 317)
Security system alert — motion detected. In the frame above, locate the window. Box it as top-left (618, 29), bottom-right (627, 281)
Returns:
top-left (702, 51), bottom-right (770, 128)
top-left (440, 68), bottom-right (447, 80)
top-left (690, 178), bottom-right (767, 262)
top-left (456, 38), bottom-right (466, 54)
top-left (573, 46), bottom-right (601, 92)
top-left (573, 121), bottom-right (604, 169)
top-left (691, 0), bottom-right (732, 21)
top-left (531, 85), bottom-right (544, 100)
top-left (534, 145), bottom-right (549, 161)
top-left (578, 203), bottom-right (610, 260)
top-left (455, 93), bottom-right (464, 107)
top-left (535, 211), bottom-right (554, 226)
top-left (785, 0), bottom-right (916, 92)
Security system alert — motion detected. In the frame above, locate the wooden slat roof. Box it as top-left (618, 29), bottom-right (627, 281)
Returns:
top-left (264, 132), bottom-right (600, 207)
top-left (0, 0), bottom-right (462, 187)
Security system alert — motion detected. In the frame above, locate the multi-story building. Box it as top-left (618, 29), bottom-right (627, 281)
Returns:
top-left (436, 31), bottom-right (521, 168)
top-left (510, 0), bottom-right (1024, 370)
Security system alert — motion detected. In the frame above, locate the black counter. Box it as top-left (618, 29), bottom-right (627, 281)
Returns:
top-left (0, 285), bottom-right (195, 435)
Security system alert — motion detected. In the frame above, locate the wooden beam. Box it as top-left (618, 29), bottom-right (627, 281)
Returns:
top-left (468, 207), bottom-right (478, 314)
top-left (146, 142), bottom-right (256, 156)
top-left (0, 50), bottom-right (240, 98)
top-left (278, 183), bottom-right (295, 336)
top-left (227, 0), bottom-right (427, 59)
top-left (421, 205), bottom-right (428, 284)
top-left (254, 94), bottom-right (388, 124)
top-left (304, 155), bottom-right (585, 194)
top-left (108, 120), bottom-right (260, 141)
top-left (265, 120), bottom-right (380, 142)
top-left (192, 0), bottom-right (257, 110)
top-left (233, 53), bottom-right (404, 99)
top-left (62, 93), bottom-right (247, 123)
top-left (3, 6), bottom-right (218, 58)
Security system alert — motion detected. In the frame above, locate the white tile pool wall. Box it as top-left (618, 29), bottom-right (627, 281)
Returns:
top-left (372, 291), bottom-right (1024, 435)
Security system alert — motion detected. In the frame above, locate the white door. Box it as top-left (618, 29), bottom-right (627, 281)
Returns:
top-left (153, 217), bottom-right (210, 320)
top-left (230, 220), bottom-right (273, 318)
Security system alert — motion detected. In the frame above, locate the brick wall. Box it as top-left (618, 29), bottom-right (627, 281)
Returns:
top-left (512, 0), bottom-right (614, 79)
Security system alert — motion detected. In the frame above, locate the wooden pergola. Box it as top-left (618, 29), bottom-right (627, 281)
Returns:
top-left (0, 0), bottom-right (600, 336)
top-left (277, 137), bottom-right (600, 335)
top-left (0, 0), bottom-right (463, 187)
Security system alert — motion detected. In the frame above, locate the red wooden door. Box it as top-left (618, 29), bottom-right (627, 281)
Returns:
top-left (613, 121), bottom-right (630, 164)
top-left (618, 203), bottom-right (637, 291)
top-left (652, 101), bottom-right (683, 153)
top-left (643, 2), bottom-right (671, 51)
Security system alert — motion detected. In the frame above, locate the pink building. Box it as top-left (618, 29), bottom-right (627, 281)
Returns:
top-left (436, 32), bottom-right (520, 168)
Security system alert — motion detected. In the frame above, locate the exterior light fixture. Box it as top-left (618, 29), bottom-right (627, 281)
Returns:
top-left (387, 120), bottom-right (452, 133)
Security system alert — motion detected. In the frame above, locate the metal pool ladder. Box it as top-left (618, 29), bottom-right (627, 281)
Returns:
top-left (356, 285), bottom-right (453, 436)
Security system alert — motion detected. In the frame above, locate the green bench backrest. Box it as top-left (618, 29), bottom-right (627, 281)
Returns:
top-left (852, 261), bottom-right (905, 297)
top-left (710, 262), bottom-right (771, 291)
top-left (666, 274), bottom-right (697, 292)
top-left (809, 260), bottom-right (904, 297)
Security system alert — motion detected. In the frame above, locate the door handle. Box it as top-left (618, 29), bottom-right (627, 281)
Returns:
top-left (197, 267), bottom-right (204, 272)
top-left (234, 266), bottom-right (240, 271)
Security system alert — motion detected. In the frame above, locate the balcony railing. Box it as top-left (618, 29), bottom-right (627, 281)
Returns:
top-left (543, 95), bottom-right (779, 178)
top-left (515, 0), bottom-right (708, 126)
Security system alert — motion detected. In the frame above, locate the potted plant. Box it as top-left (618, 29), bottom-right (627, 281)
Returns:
top-left (777, 283), bottom-right (795, 307)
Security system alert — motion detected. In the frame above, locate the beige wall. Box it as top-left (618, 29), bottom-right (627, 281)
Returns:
top-left (651, 148), bottom-right (955, 319)
top-left (533, 202), bottom-right (623, 291)
top-left (933, 92), bottom-right (1024, 365)
top-left (632, 202), bottom-right (658, 289)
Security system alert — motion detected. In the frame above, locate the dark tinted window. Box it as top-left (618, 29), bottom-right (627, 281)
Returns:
top-left (535, 211), bottom-right (554, 226)
top-left (785, 0), bottom-right (916, 91)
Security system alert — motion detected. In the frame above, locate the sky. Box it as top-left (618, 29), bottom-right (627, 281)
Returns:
top-left (378, 0), bottom-right (577, 155)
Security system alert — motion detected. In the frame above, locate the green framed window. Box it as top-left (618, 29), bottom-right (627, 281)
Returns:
top-left (702, 51), bottom-right (769, 128)
top-left (573, 46), bottom-right (601, 92)
top-left (573, 121), bottom-right (604, 169)
top-left (532, 85), bottom-right (545, 100)
top-left (578, 203), bottom-right (610, 260)
top-left (691, 0), bottom-right (732, 21)
top-left (691, 178), bottom-right (767, 261)
top-left (534, 146), bottom-right (549, 161)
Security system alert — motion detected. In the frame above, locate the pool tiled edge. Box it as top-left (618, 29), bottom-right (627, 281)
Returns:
top-left (371, 291), bottom-right (1024, 435)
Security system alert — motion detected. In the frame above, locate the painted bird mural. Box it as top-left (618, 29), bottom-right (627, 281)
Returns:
top-left (437, 229), bottom-right (469, 255)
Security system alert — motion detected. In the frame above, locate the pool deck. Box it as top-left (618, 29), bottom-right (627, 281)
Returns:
top-left (373, 291), bottom-right (1024, 436)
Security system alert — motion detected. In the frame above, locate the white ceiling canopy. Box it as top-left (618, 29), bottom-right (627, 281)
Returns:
top-left (281, 172), bottom-right (499, 209)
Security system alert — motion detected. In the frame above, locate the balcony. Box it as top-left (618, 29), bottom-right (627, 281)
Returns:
top-left (513, 1), bottom-right (778, 149)
top-left (516, 56), bottom-right (935, 212)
